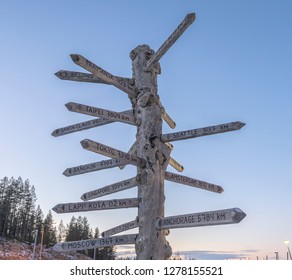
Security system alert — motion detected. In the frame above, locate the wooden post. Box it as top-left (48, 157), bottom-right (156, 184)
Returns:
top-left (130, 45), bottom-right (172, 260)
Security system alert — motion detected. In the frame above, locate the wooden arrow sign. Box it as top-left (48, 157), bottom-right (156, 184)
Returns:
top-left (55, 70), bottom-right (109, 84)
top-left (145, 13), bottom-right (196, 71)
top-left (63, 159), bottom-right (128, 177)
top-left (52, 109), bottom-right (133, 137)
top-left (53, 234), bottom-right (138, 252)
top-left (52, 198), bottom-right (139, 214)
top-left (102, 218), bottom-right (139, 238)
top-left (81, 139), bottom-right (146, 168)
top-left (70, 54), bottom-right (137, 97)
top-left (81, 177), bottom-right (138, 201)
top-left (155, 208), bottom-right (246, 230)
top-left (165, 171), bottom-right (224, 193)
top-left (66, 102), bottom-right (137, 126)
top-left (161, 121), bottom-right (245, 143)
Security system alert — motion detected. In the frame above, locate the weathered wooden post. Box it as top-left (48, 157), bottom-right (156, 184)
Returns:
top-left (52, 12), bottom-right (246, 260)
top-left (130, 44), bottom-right (171, 259)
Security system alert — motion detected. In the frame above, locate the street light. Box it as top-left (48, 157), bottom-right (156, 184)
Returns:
top-left (284, 240), bottom-right (292, 260)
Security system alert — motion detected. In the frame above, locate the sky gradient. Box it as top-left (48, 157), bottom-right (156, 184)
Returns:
top-left (1, 0), bottom-right (292, 260)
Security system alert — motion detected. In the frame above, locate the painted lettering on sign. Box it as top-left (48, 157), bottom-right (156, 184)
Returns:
top-left (55, 70), bottom-right (107, 83)
top-left (81, 177), bottom-right (137, 201)
top-left (165, 172), bottom-right (224, 193)
top-left (53, 234), bottom-right (138, 252)
top-left (161, 121), bottom-right (245, 143)
top-left (156, 208), bottom-right (246, 230)
top-left (65, 102), bottom-right (137, 126)
top-left (102, 219), bottom-right (139, 238)
top-left (52, 198), bottom-right (139, 214)
top-left (63, 159), bottom-right (127, 177)
top-left (81, 139), bottom-right (146, 168)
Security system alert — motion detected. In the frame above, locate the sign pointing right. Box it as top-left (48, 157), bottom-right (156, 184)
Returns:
top-left (161, 121), bottom-right (245, 143)
top-left (156, 208), bottom-right (246, 230)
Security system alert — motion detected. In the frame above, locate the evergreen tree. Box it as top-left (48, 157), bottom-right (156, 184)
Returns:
top-left (43, 210), bottom-right (57, 247)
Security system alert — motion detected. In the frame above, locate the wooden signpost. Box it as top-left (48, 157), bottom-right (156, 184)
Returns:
top-left (52, 12), bottom-right (246, 260)
top-left (52, 198), bottom-right (139, 214)
top-left (155, 208), bottom-right (246, 230)
top-left (102, 219), bottom-right (139, 238)
top-left (63, 159), bottom-right (128, 177)
top-left (53, 234), bottom-right (138, 252)
top-left (81, 177), bottom-right (138, 201)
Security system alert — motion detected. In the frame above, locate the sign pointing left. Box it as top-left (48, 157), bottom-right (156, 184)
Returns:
top-left (53, 234), bottom-right (138, 252)
top-left (70, 54), bottom-right (137, 97)
top-left (52, 198), bottom-right (139, 214)
top-left (81, 139), bottom-right (146, 168)
top-left (66, 102), bottom-right (138, 126)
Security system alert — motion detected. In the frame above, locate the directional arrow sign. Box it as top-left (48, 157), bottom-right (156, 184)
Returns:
top-left (81, 139), bottom-right (146, 168)
top-left (66, 102), bottom-right (137, 126)
top-left (156, 208), bottom-right (246, 230)
top-left (145, 13), bottom-right (196, 71)
top-left (52, 198), bottom-right (139, 214)
top-left (161, 121), bottom-right (245, 143)
top-left (55, 70), bottom-right (109, 84)
top-left (165, 171), bottom-right (224, 193)
top-left (52, 109), bottom-right (133, 137)
top-left (81, 177), bottom-right (138, 201)
top-left (70, 54), bottom-right (137, 97)
top-left (102, 219), bottom-right (139, 238)
top-left (53, 234), bottom-right (137, 252)
top-left (63, 159), bottom-right (128, 177)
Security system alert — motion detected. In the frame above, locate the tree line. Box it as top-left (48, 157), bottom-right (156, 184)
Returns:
top-left (0, 176), bottom-right (114, 259)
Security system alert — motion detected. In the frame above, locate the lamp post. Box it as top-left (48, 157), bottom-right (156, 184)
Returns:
top-left (284, 240), bottom-right (292, 260)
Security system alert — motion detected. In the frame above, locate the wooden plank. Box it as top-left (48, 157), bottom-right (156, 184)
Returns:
top-left (63, 159), bottom-right (127, 177)
top-left (165, 171), bottom-right (224, 193)
top-left (70, 54), bottom-right (137, 97)
top-left (65, 102), bottom-right (138, 126)
top-left (81, 139), bottom-right (146, 168)
top-left (156, 208), bottom-right (246, 230)
top-left (145, 13), bottom-right (196, 71)
top-left (52, 198), bottom-right (139, 214)
top-left (52, 109), bottom-right (133, 137)
top-left (102, 219), bottom-right (139, 238)
top-left (161, 121), bottom-right (245, 143)
top-left (81, 177), bottom-right (138, 201)
top-left (169, 157), bottom-right (184, 172)
top-left (53, 234), bottom-right (137, 252)
top-left (55, 70), bottom-right (109, 84)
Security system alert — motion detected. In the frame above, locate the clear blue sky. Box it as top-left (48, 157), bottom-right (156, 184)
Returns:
top-left (1, 0), bottom-right (291, 260)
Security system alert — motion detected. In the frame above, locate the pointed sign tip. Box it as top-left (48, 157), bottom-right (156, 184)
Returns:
top-left (237, 121), bottom-right (246, 129)
top-left (65, 102), bottom-right (73, 110)
top-left (234, 208), bottom-right (246, 223)
top-left (80, 194), bottom-right (86, 201)
top-left (70, 54), bottom-right (80, 63)
top-left (80, 139), bottom-right (90, 149)
top-left (186, 13), bottom-right (196, 22)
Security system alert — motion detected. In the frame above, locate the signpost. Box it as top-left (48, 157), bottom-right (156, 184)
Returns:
top-left (52, 109), bottom-right (132, 137)
top-left (65, 102), bottom-right (137, 126)
top-left (155, 208), bottom-right (246, 230)
top-left (161, 121), bottom-right (245, 143)
top-left (165, 171), bottom-right (224, 193)
top-left (55, 70), bottom-right (110, 84)
top-left (53, 234), bottom-right (138, 252)
top-left (81, 139), bottom-right (146, 168)
top-left (102, 219), bottom-right (139, 238)
top-left (52, 12), bottom-right (246, 260)
top-left (81, 177), bottom-right (138, 201)
top-left (70, 54), bottom-right (137, 97)
top-left (63, 159), bottom-right (128, 177)
top-left (52, 198), bottom-right (139, 214)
